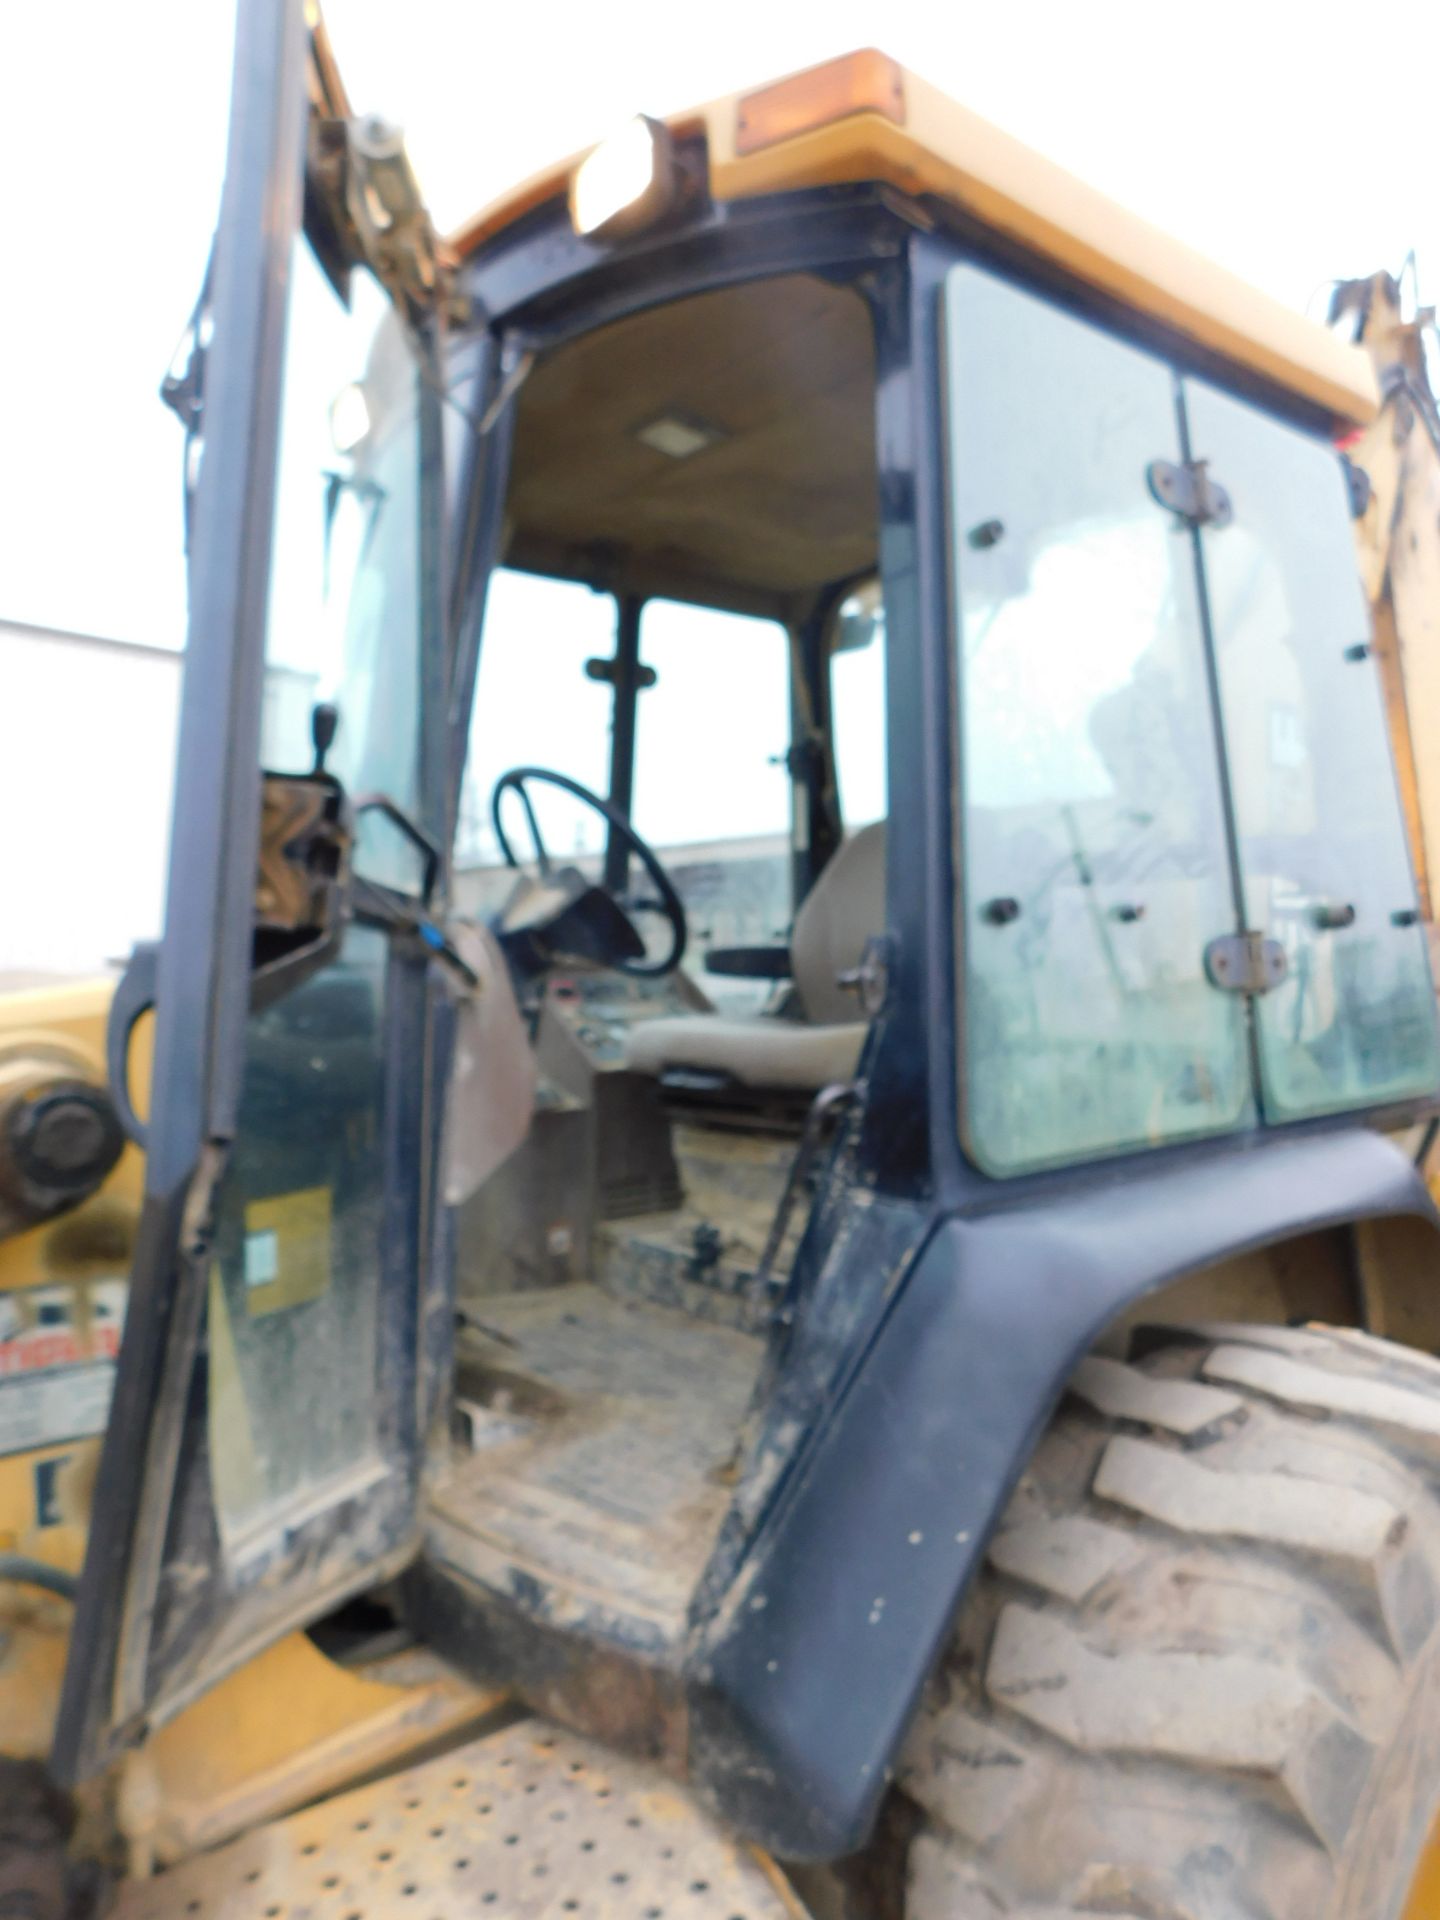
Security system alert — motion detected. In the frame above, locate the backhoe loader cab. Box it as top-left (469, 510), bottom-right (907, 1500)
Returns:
top-left (44, 7), bottom-right (1440, 1915)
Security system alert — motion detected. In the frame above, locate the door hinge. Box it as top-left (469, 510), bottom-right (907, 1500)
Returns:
top-left (1204, 931), bottom-right (1287, 995)
top-left (306, 112), bottom-right (454, 329)
top-left (1340, 451), bottom-right (1372, 518)
top-left (1147, 458), bottom-right (1233, 529)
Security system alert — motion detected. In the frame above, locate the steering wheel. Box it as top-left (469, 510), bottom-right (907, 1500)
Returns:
top-left (490, 767), bottom-right (687, 977)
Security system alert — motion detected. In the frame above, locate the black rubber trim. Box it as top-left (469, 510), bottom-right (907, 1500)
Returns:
top-left (688, 1126), bottom-right (1440, 1859)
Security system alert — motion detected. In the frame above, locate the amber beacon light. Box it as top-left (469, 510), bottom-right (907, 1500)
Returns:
top-left (734, 50), bottom-right (906, 157)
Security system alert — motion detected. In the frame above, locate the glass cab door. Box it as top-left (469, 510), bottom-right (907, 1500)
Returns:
top-left (944, 263), bottom-right (1252, 1175)
top-left (941, 259), bottom-right (1440, 1179)
top-left (54, 0), bottom-right (453, 1778)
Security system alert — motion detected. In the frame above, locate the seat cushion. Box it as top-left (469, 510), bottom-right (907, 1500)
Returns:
top-left (624, 1016), bottom-right (866, 1091)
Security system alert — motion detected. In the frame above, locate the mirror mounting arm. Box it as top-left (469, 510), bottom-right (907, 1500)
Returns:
top-left (305, 107), bottom-right (455, 331)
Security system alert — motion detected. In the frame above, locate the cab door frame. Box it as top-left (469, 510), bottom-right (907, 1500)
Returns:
top-left (52, 0), bottom-right (310, 1783)
top-left (50, 0), bottom-right (469, 1782)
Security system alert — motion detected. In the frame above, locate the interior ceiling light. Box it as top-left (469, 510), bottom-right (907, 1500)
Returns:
top-left (570, 116), bottom-right (678, 242)
top-left (633, 413), bottom-right (726, 460)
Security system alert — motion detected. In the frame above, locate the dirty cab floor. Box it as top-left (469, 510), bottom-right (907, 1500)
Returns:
top-left (110, 1715), bottom-right (800, 1920)
top-left (592, 1125), bottom-right (803, 1334)
top-left (426, 1287), bottom-right (764, 1647)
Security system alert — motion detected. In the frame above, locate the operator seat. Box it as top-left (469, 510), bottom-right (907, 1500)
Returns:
top-left (624, 822), bottom-right (885, 1092)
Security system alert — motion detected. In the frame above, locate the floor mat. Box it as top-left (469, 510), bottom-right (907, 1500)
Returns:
top-left (430, 1288), bottom-right (762, 1640)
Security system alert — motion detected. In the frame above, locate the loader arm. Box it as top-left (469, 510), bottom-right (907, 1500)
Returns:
top-left (1344, 272), bottom-right (1440, 943)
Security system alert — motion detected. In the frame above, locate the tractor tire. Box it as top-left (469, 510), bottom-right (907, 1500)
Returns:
top-left (894, 1322), bottom-right (1440, 1920)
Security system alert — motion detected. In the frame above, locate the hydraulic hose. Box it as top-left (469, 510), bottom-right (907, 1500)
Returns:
top-left (0, 1555), bottom-right (79, 1601)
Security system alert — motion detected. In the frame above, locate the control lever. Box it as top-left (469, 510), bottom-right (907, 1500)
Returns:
top-left (311, 700), bottom-right (339, 775)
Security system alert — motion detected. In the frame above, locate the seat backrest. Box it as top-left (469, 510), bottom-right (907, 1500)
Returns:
top-left (790, 821), bottom-right (887, 1025)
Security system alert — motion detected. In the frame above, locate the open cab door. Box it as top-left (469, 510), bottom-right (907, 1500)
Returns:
top-left (53, 0), bottom-right (472, 1780)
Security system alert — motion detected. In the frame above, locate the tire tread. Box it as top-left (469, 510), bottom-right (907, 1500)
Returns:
top-left (899, 1328), bottom-right (1440, 1919)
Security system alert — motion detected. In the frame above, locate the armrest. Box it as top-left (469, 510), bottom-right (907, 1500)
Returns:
top-left (702, 945), bottom-right (793, 980)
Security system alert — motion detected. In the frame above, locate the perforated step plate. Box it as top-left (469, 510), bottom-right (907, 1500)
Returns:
top-left (110, 1718), bottom-right (802, 1920)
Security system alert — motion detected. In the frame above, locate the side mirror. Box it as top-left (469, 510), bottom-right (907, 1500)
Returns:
top-left (353, 793), bottom-right (441, 907)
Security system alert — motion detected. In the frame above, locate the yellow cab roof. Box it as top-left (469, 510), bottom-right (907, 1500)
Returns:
top-left (448, 50), bottom-right (1376, 432)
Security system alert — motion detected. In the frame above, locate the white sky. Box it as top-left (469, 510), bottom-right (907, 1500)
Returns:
top-left (2, 0), bottom-right (1437, 970)
top-left (5, 0), bottom-right (1437, 648)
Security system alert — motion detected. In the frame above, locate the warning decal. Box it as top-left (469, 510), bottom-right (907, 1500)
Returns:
top-left (0, 1279), bottom-right (128, 1457)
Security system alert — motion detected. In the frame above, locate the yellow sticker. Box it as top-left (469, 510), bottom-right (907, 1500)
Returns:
top-left (241, 1187), bottom-right (333, 1317)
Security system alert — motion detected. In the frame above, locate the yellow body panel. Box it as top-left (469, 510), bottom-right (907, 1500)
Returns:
top-left (1349, 281), bottom-right (1440, 955)
top-left (448, 52), bottom-right (1378, 432)
top-left (0, 1443), bottom-right (94, 1578)
top-left (0, 975), bottom-right (147, 1301)
top-left (1, 1610), bottom-right (502, 1861)
top-left (1405, 1811), bottom-right (1440, 1920)
top-left (0, 977), bottom-right (150, 1756)
top-left (0, 1588), bottom-right (71, 1760)
top-left (0, 978), bottom-right (147, 1588)
top-left (108, 1634), bottom-right (504, 1872)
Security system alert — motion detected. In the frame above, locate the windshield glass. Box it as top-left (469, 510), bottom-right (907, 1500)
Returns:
top-left (632, 598), bottom-right (792, 1001)
top-left (456, 569), bottom-right (617, 916)
top-left (455, 580), bottom-right (794, 994)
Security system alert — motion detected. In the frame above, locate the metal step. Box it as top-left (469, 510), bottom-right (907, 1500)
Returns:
top-left (110, 1716), bottom-right (802, 1920)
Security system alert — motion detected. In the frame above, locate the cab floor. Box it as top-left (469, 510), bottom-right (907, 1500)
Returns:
top-left (109, 1715), bottom-right (798, 1920)
top-left (426, 1286), bottom-right (764, 1645)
